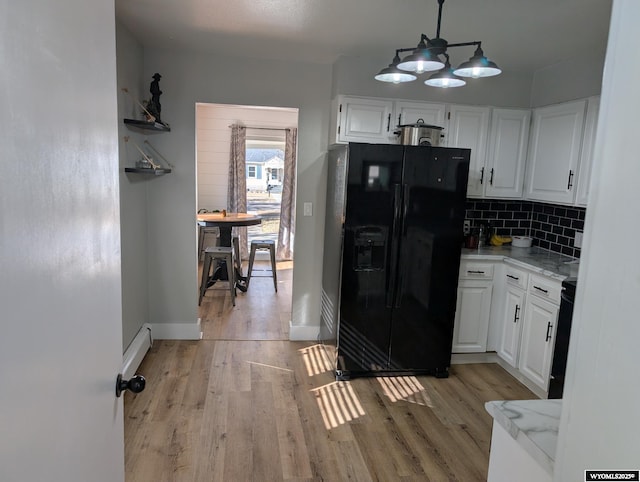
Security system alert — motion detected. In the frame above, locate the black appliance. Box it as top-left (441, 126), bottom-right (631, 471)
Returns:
top-left (548, 277), bottom-right (577, 398)
top-left (319, 143), bottom-right (470, 380)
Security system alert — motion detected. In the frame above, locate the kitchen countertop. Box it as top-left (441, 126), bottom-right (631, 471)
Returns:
top-left (485, 399), bottom-right (561, 475)
top-left (461, 245), bottom-right (579, 280)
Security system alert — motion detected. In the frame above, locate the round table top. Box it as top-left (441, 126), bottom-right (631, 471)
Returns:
top-left (197, 212), bottom-right (262, 227)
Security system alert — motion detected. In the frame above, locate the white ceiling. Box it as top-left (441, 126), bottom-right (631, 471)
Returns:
top-left (115, 0), bottom-right (612, 75)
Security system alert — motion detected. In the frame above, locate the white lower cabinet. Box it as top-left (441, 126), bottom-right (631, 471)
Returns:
top-left (452, 261), bottom-right (495, 353)
top-left (518, 295), bottom-right (559, 391)
top-left (496, 284), bottom-right (526, 367)
top-left (453, 280), bottom-right (493, 353)
top-left (495, 268), bottom-right (561, 392)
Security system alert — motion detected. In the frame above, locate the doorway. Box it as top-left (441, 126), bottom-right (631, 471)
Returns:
top-left (195, 103), bottom-right (298, 338)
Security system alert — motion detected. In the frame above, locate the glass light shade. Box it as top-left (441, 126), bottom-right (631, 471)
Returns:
top-left (425, 69), bottom-right (466, 88)
top-left (397, 51), bottom-right (444, 74)
top-left (453, 46), bottom-right (502, 78)
top-left (375, 65), bottom-right (417, 83)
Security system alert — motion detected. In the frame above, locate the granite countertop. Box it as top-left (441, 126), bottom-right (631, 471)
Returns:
top-left (461, 245), bottom-right (579, 280)
top-left (485, 399), bottom-right (561, 475)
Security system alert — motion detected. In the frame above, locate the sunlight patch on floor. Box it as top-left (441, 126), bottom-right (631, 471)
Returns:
top-left (311, 382), bottom-right (366, 430)
top-left (377, 376), bottom-right (433, 407)
top-left (299, 344), bottom-right (333, 377)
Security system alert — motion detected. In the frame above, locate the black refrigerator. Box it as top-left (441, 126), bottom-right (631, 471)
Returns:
top-left (320, 143), bottom-right (470, 380)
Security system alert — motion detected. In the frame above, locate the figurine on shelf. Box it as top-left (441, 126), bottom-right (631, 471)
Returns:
top-left (146, 73), bottom-right (163, 124)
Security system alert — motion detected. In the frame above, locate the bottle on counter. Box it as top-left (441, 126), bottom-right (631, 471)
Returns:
top-left (478, 224), bottom-right (486, 248)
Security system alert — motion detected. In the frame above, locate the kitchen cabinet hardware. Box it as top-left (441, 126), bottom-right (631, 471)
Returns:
top-left (567, 170), bottom-right (574, 189)
top-left (507, 274), bottom-right (519, 280)
top-left (489, 168), bottom-right (494, 185)
top-left (545, 322), bottom-right (553, 342)
top-left (480, 167), bottom-right (484, 184)
top-left (467, 270), bottom-right (486, 274)
top-left (534, 285), bottom-right (549, 294)
top-left (387, 114), bottom-right (391, 132)
top-left (514, 305), bottom-right (520, 323)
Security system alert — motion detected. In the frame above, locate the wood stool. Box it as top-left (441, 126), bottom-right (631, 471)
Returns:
top-left (199, 246), bottom-right (236, 306)
top-left (247, 240), bottom-right (277, 292)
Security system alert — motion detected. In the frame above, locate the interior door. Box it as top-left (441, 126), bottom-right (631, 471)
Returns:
top-left (0, 2), bottom-right (125, 481)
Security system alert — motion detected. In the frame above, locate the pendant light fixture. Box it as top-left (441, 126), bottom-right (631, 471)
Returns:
top-left (375, 0), bottom-right (501, 88)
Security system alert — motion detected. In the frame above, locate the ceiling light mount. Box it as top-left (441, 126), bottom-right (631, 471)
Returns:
top-left (375, 0), bottom-right (501, 88)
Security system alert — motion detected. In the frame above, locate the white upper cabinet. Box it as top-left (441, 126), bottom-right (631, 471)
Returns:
top-left (525, 99), bottom-right (587, 205)
top-left (484, 109), bottom-right (531, 199)
top-left (575, 96), bottom-right (600, 207)
top-left (447, 105), bottom-right (491, 197)
top-left (393, 100), bottom-right (447, 133)
top-left (330, 96), bottom-right (394, 144)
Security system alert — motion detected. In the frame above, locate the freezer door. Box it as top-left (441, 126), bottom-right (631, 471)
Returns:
top-left (389, 146), bottom-right (470, 374)
top-left (337, 143), bottom-right (404, 374)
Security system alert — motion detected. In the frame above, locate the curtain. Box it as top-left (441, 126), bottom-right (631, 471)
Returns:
top-left (277, 128), bottom-right (297, 260)
top-left (228, 125), bottom-right (249, 259)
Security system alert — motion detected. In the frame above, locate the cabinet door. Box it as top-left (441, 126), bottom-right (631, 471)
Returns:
top-left (447, 105), bottom-right (491, 198)
top-left (485, 109), bottom-right (530, 199)
top-left (525, 100), bottom-right (586, 204)
top-left (334, 96), bottom-right (394, 144)
top-left (497, 285), bottom-right (526, 367)
top-left (518, 295), bottom-right (559, 391)
top-left (452, 279), bottom-right (493, 353)
top-left (394, 100), bottom-right (447, 134)
top-left (575, 96), bottom-right (600, 206)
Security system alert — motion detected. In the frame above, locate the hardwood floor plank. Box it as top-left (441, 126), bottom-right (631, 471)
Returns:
top-left (223, 390), bottom-right (253, 481)
top-left (252, 380), bottom-right (283, 481)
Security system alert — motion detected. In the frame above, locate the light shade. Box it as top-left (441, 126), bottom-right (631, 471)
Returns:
top-left (425, 63), bottom-right (466, 88)
top-left (375, 54), bottom-right (418, 83)
top-left (453, 45), bottom-right (502, 78)
top-left (397, 45), bottom-right (444, 74)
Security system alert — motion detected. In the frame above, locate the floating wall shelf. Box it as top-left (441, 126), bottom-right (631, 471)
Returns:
top-left (124, 167), bottom-right (172, 176)
top-left (123, 118), bottom-right (171, 132)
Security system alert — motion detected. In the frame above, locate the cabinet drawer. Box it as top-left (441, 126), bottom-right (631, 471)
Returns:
top-left (459, 261), bottom-right (494, 280)
top-left (528, 274), bottom-right (561, 305)
top-left (504, 265), bottom-right (529, 290)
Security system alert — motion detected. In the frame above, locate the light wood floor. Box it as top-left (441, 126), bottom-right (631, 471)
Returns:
top-left (124, 260), bottom-right (534, 481)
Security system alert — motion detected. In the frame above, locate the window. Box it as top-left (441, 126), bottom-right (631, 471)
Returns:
top-left (248, 165), bottom-right (257, 178)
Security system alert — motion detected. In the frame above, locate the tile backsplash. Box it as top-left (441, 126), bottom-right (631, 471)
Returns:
top-left (465, 199), bottom-right (586, 258)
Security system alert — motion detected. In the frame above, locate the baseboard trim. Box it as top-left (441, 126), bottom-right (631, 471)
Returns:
top-left (122, 324), bottom-right (153, 380)
top-left (494, 357), bottom-right (547, 399)
top-left (149, 319), bottom-right (203, 340)
top-left (451, 352), bottom-right (500, 364)
top-left (289, 322), bottom-right (320, 341)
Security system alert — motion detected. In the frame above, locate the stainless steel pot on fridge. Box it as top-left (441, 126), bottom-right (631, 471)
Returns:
top-left (395, 119), bottom-right (444, 146)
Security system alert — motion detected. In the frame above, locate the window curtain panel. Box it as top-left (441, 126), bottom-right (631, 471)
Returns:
top-left (228, 125), bottom-right (249, 259)
top-left (277, 128), bottom-right (297, 260)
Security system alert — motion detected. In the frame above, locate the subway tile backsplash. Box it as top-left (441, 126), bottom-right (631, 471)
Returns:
top-left (465, 199), bottom-right (586, 258)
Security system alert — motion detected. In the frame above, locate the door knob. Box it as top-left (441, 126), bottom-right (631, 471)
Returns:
top-left (115, 373), bottom-right (146, 398)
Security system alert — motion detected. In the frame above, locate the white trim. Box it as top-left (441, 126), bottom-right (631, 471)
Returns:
top-left (289, 322), bottom-right (319, 341)
top-left (121, 324), bottom-right (153, 380)
top-left (149, 319), bottom-right (203, 340)
top-left (451, 352), bottom-right (500, 364)
top-left (495, 357), bottom-right (547, 399)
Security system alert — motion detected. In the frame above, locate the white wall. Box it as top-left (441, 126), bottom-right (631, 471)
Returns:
top-left (139, 49), bottom-right (331, 337)
top-left (554, 0), bottom-right (640, 478)
top-left (331, 54), bottom-right (534, 108)
top-left (116, 22), bottom-right (150, 351)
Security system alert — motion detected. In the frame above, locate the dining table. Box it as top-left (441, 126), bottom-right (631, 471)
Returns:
top-left (197, 212), bottom-right (262, 292)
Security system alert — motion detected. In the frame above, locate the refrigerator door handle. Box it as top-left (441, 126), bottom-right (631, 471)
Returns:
top-left (386, 184), bottom-right (402, 308)
top-left (394, 184), bottom-right (410, 308)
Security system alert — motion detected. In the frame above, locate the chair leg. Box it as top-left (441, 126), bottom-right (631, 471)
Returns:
top-left (246, 244), bottom-right (257, 288)
top-left (269, 245), bottom-right (278, 292)
top-left (198, 225), bottom-right (205, 261)
top-left (225, 254), bottom-right (236, 306)
top-left (199, 253), bottom-right (212, 305)
top-left (232, 236), bottom-right (243, 277)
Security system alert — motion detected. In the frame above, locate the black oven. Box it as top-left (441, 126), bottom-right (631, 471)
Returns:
top-left (548, 277), bottom-right (577, 399)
